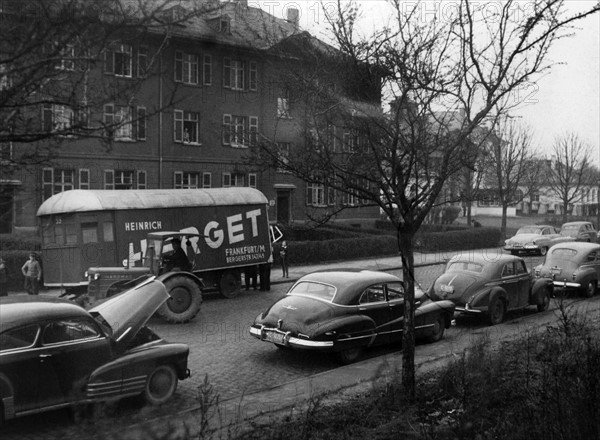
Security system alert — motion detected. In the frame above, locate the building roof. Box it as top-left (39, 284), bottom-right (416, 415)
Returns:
top-left (126, 0), bottom-right (300, 50)
top-left (37, 188), bottom-right (268, 216)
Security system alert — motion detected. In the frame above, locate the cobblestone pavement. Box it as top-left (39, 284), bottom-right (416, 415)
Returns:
top-left (1, 252), bottom-right (546, 439)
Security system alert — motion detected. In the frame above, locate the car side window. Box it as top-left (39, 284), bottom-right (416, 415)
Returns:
top-left (359, 284), bottom-right (386, 304)
top-left (0, 324), bottom-right (40, 351)
top-left (586, 251), bottom-right (597, 262)
top-left (42, 318), bottom-right (101, 345)
top-left (386, 282), bottom-right (405, 301)
top-left (516, 260), bottom-right (528, 275)
top-left (502, 263), bottom-right (515, 277)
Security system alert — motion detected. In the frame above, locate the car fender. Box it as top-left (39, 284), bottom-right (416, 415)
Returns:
top-left (470, 287), bottom-right (506, 308)
top-left (0, 373), bottom-right (16, 420)
top-left (312, 314), bottom-right (376, 346)
top-left (90, 343), bottom-right (190, 384)
top-left (574, 267), bottom-right (598, 286)
top-left (416, 300), bottom-right (455, 327)
top-left (531, 278), bottom-right (553, 305)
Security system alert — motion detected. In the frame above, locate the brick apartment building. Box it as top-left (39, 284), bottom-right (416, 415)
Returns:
top-left (0, 0), bottom-right (382, 234)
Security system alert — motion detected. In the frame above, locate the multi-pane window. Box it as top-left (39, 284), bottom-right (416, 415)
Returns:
top-left (223, 58), bottom-right (244, 90)
top-left (203, 55), bottom-right (212, 85)
top-left (137, 45), bottom-right (148, 78)
top-left (174, 110), bottom-right (200, 144)
top-left (276, 142), bottom-right (291, 173)
top-left (175, 51), bottom-right (198, 85)
top-left (222, 114), bottom-right (258, 147)
top-left (174, 171), bottom-right (199, 189)
top-left (79, 169), bottom-right (90, 189)
top-left (222, 172), bottom-right (247, 188)
top-left (248, 173), bottom-right (257, 188)
top-left (56, 44), bottom-right (75, 71)
top-left (42, 104), bottom-right (75, 133)
top-left (277, 97), bottom-right (290, 118)
top-left (202, 172), bottom-right (212, 188)
top-left (104, 169), bottom-right (142, 190)
top-left (343, 131), bottom-right (360, 152)
top-left (136, 107), bottom-right (146, 140)
top-left (43, 168), bottom-right (74, 200)
top-left (104, 104), bottom-right (132, 140)
top-left (306, 182), bottom-right (326, 207)
top-left (249, 61), bottom-right (257, 91)
top-left (0, 63), bottom-right (11, 90)
top-left (104, 43), bottom-right (132, 77)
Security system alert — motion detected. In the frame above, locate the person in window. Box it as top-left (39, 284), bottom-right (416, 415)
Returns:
top-left (21, 253), bottom-right (42, 295)
top-left (162, 238), bottom-right (191, 272)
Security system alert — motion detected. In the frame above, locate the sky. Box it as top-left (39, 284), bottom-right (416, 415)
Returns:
top-left (252, 0), bottom-right (600, 164)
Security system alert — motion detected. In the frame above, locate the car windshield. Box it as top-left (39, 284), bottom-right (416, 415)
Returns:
top-left (288, 281), bottom-right (336, 302)
top-left (447, 261), bottom-right (484, 273)
top-left (561, 225), bottom-right (580, 236)
top-left (516, 226), bottom-right (542, 235)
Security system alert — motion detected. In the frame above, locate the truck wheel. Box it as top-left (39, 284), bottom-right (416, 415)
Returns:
top-left (157, 276), bottom-right (202, 323)
top-left (220, 269), bottom-right (242, 298)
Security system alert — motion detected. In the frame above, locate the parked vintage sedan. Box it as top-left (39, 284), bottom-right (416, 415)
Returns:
top-left (534, 242), bottom-right (600, 298)
top-left (559, 221), bottom-right (599, 243)
top-left (0, 279), bottom-right (190, 423)
top-left (249, 270), bottom-right (455, 364)
top-left (429, 253), bottom-right (551, 325)
top-left (504, 224), bottom-right (564, 256)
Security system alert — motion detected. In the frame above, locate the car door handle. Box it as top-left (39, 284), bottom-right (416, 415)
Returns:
top-left (39, 354), bottom-right (52, 359)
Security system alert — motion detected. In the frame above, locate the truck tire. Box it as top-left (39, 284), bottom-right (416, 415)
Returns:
top-left (157, 276), bottom-right (202, 323)
top-left (220, 269), bottom-right (242, 298)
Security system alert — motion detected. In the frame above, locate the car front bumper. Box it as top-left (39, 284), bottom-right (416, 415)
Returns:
top-left (552, 280), bottom-right (580, 289)
top-left (249, 325), bottom-right (334, 349)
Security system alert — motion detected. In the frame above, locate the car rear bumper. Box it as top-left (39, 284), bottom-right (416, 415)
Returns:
top-left (249, 325), bottom-right (334, 349)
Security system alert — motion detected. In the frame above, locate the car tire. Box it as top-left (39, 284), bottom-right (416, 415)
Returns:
top-left (539, 247), bottom-right (548, 256)
top-left (158, 276), bottom-right (202, 323)
top-left (427, 315), bottom-right (446, 343)
top-left (584, 280), bottom-right (597, 298)
top-left (336, 347), bottom-right (363, 365)
top-left (488, 297), bottom-right (505, 325)
top-left (144, 365), bottom-right (178, 405)
top-left (537, 288), bottom-right (551, 312)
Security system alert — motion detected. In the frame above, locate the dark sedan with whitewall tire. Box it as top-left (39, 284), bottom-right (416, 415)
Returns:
top-left (429, 253), bottom-right (552, 325)
top-left (534, 242), bottom-right (600, 298)
top-left (0, 279), bottom-right (190, 423)
top-left (249, 270), bottom-right (455, 364)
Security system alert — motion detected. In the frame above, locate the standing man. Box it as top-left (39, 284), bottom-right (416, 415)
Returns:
top-left (0, 257), bottom-right (7, 297)
top-left (21, 253), bottom-right (42, 295)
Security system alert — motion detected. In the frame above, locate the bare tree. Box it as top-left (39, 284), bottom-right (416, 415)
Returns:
top-left (0, 0), bottom-right (216, 169)
top-left (482, 118), bottom-right (538, 237)
top-left (548, 132), bottom-right (595, 223)
top-left (251, 0), bottom-right (600, 398)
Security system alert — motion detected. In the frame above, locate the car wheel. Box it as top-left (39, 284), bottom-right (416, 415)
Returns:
top-left (584, 280), bottom-right (597, 298)
top-left (144, 365), bottom-right (178, 405)
top-left (537, 288), bottom-right (551, 312)
top-left (488, 297), bottom-right (505, 325)
top-left (427, 315), bottom-right (446, 343)
top-left (336, 347), bottom-right (363, 365)
top-left (158, 276), bottom-right (202, 323)
top-left (539, 246), bottom-right (548, 256)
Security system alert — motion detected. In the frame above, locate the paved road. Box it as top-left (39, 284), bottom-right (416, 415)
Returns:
top-left (2, 254), bottom-right (551, 439)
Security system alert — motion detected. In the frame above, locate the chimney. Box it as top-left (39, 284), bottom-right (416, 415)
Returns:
top-left (286, 7), bottom-right (299, 30)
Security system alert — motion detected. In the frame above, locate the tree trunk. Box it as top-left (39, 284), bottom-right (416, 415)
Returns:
top-left (563, 201), bottom-right (569, 224)
top-left (501, 204), bottom-right (508, 239)
top-left (398, 228), bottom-right (416, 400)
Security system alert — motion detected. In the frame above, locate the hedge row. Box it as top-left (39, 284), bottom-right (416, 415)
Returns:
top-left (1, 250), bottom-right (33, 291)
top-left (272, 226), bottom-right (502, 266)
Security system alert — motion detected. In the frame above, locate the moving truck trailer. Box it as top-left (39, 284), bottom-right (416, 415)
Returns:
top-left (37, 188), bottom-right (274, 322)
